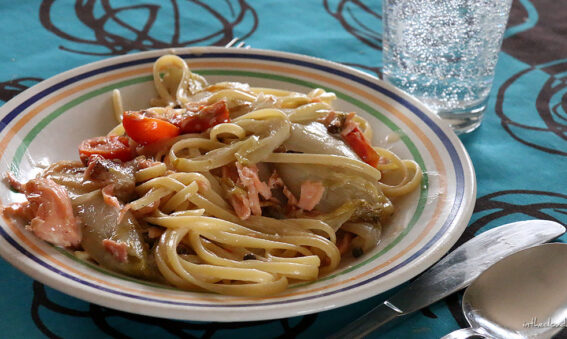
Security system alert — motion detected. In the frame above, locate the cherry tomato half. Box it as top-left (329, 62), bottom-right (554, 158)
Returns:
top-left (342, 127), bottom-right (380, 168)
top-left (122, 111), bottom-right (180, 145)
top-left (78, 135), bottom-right (135, 163)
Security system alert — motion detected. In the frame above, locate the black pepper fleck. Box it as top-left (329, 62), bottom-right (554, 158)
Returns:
top-left (243, 253), bottom-right (256, 260)
top-left (352, 247), bottom-right (363, 258)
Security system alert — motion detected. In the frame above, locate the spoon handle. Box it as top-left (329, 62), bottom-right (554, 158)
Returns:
top-left (441, 327), bottom-right (486, 339)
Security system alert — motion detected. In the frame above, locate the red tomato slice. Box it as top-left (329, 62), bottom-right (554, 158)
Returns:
top-left (178, 101), bottom-right (230, 133)
top-left (342, 127), bottom-right (380, 168)
top-left (78, 136), bottom-right (134, 163)
top-left (123, 111), bottom-right (180, 145)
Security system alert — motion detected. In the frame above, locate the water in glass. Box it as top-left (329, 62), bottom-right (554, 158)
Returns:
top-left (382, 0), bottom-right (512, 133)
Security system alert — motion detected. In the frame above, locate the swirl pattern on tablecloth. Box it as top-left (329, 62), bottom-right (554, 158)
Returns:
top-left (0, 78), bottom-right (42, 103)
top-left (496, 60), bottom-right (567, 156)
top-left (39, 0), bottom-right (258, 55)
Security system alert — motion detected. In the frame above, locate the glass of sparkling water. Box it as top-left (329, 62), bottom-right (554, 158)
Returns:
top-left (382, 0), bottom-right (513, 134)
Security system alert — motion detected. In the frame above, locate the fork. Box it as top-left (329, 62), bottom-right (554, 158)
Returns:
top-left (224, 37), bottom-right (251, 49)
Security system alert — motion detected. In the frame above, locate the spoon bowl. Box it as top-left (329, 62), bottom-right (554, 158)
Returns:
top-left (444, 243), bottom-right (567, 338)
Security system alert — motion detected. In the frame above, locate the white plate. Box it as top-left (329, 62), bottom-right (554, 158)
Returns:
top-left (0, 47), bottom-right (475, 321)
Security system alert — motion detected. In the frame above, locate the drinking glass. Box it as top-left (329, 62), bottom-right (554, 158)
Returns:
top-left (382, 0), bottom-right (513, 134)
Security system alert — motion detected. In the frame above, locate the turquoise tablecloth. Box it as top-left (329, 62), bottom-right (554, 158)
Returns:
top-left (1, 1), bottom-right (566, 338)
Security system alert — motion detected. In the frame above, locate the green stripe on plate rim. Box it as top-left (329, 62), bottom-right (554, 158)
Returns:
top-left (10, 69), bottom-right (429, 292)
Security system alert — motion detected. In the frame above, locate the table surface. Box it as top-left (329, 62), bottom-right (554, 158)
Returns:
top-left (1, 1), bottom-right (566, 338)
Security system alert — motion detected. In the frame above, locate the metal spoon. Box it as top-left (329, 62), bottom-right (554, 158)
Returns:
top-left (443, 243), bottom-right (567, 339)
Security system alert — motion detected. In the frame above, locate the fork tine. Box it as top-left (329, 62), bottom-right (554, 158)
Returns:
top-left (224, 37), bottom-right (251, 49)
top-left (225, 37), bottom-right (239, 48)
